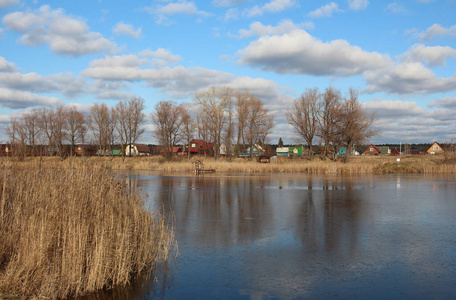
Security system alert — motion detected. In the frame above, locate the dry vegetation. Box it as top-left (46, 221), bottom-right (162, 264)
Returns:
top-left (0, 160), bottom-right (173, 299)
top-left (9, 153), bottom-right (456, 175)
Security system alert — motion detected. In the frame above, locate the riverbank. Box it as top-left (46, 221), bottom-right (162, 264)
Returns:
top-left (0, 160), bottom-right (174, 299)
top-left (3, 153), bottom-right (456, 174)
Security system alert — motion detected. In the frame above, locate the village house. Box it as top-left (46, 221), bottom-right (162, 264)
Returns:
top-left (74, 145), bottom-right (97, 156)
top-left (363, 144), bottom-right (381, 155)
top-left (427, 141), bottom-right (445, 154)
top-left (0, 144), bottom-right (12, 156)
top-left (160, 147), bottom-right (183, 156)
top-left (188, 139), bottom-right (213, 156)
top-left (125, 144), bottom-right (151, 156)
top-left (276, 147), bottom-right (289, 156)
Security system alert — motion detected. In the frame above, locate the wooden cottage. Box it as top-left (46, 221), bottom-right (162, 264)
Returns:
top-left (125, 144), bottom-right (151, 156)
top-left (74, 145), bottom-right (97, 156)
top-left (188, 139), bottom-right (213, 155)
top-left (427, 141), bottom-right (445, 154)
top-left (160, 147), bottom-right (183, 156)
top-left (363, 144), bottom-right (381, 155)
top-left (390, 148), bottom-right (400, 156)
top-left (0, 144), bottom-right (12, 156)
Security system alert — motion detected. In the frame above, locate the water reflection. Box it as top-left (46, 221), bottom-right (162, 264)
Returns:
top-left (89, 173), bottom-right (456, 299)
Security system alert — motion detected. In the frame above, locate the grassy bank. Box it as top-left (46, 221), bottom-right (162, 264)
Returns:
top-left (0, 160), bottom-right (173, 299)
top-left (3, 153), bottom-right (456, 174)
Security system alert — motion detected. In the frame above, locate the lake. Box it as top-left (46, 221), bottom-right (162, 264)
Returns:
top-left (84, 172), bottom-right (456, 299)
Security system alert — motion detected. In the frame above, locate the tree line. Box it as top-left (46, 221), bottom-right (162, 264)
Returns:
top-left (287, 87), bottom-right (374, 161)
top-left (152, 86), bottom-right (274, 160)
top-left (5, 86), bottom-right (373, 162)
top-left (6, 98), bottom-right (145, 160)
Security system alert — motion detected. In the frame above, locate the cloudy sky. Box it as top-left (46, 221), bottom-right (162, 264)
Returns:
top-left (0, 0), bottom-right (455, 145)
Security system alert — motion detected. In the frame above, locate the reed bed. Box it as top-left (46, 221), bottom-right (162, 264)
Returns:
top-left (0, 160), bottom-right (173, 299)
top-left (3, 153), bottom-right (456, 175)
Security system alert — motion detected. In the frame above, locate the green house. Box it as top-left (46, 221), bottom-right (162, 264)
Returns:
top-left (379, 146), bottom-right (391, 155)
top-left (290, 146), bottom-right (303, 156)
top-left (112, 149), bottom-right (122, 156)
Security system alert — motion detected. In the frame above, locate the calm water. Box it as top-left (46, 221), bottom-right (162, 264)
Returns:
top-left (85, 172), bottom-right (456, 299)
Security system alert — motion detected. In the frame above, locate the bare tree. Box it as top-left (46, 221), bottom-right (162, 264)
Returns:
top-left (151, 100), bottom-right (184, 159)
top-left (243, 95), bottom-right (274, 160)
top-left (194, 86), bottom-right (234, 159)
top-left (115, 97), bottom-right (145, 158)
top-left (23, 109), bottom-right (42, 156)
top-left (65, 105), bottom-right (86, 156)
top-left (318, 87), bottom-right (342, 159)
top-left (339, 88), bottom-right (375, 162)
top-left (38, 107), bottom-right (57, 156)
top-left (236, 90), bottom-right (250, 155)
top-left (180, 104), bottom-right (194, 160)
top-left (6, 117), bottom-right (27, 160)
top-left (53, 106), bottom-right (69, 160)
top-left (287, 88), bottom-right (321, 160)
top-left (89, 103), bottom-right (114, 156)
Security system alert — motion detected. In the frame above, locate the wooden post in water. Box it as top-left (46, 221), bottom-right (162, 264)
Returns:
top-left (194, 160), bottom-right (204, 176)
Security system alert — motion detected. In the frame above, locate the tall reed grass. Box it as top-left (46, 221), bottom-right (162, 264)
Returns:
top-left (0, 160), bottom-right (173, 299)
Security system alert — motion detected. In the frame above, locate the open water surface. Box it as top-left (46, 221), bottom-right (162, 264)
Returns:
top-left (83, 172), bottom-right (456, 299)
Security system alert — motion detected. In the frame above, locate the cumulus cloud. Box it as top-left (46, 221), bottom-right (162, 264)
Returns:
top-left (0, 0), bottom-right (18, 8)
top-left (140, 48), bottom-right (181, 67)
top-left (428, 97), bottom-right (456, 109)
top-left (237, 20), bottom-right (314, 38)
top-left (2, 5), bottom-right (116, 56)
top-left (413, 24), bottom-right (456, 42)
top-left (244, 0), bottom-right (297, 17)
top-left (400, 44), bottom-right (456, 67)
top-left (0, 87), bottom-right (61, 109)
top-left (113, 21), bottom-right (141, 39)
top-left (308, 2), bottom-right (341, 18)
top-left (237, 29), bottom-right (391, 76)
top-left (363, 99), bottom-right (456, 143)
top-left (0, 56), bottom-right (16, 72)
top-left (364, 62), bottom-right (456, 94)
top-left (145, 1), bottom-right (210, 25)
top-left (348, 0), bottom-right (368, 10)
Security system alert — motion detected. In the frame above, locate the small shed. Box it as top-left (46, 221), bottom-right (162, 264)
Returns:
top-left (276, 147), bottom-right (289, 156)
top-left (364, 144), bottom-right (381, 155)
top-left (290, 146), bottom-right (303, 157)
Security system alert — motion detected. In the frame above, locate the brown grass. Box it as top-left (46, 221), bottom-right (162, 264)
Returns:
top-left (0, 159), bottom-right (173, 299)
top-left (4, 153), bottom-right (456, 175)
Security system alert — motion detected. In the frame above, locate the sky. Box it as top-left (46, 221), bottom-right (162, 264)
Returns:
top-left (0, 0), bottom-right (456, 145)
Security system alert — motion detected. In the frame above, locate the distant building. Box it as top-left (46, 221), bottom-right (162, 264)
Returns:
top-left (379, 146), bottom-right (391, 155)
top-left (276, 147), bottom-right (289, 156)
top-left (125, 144), bottom-right (151, 156)
top-left (363, 144), bottom-right (381, 155)
top-left (427, 141), bottom-right (445, 155)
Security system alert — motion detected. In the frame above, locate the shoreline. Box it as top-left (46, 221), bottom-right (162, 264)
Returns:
top-left (3, 154), bottom-right (456, 174)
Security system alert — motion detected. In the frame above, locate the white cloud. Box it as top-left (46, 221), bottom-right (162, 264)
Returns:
top-left (348, 0), bottom-right (368, 10)
top-left (145, 1), bottom-right (210, 25)
top-left (0, 0), bottom-right (18, 8)
top-left (308, 2), bottom-right (341, 18)
top-left (386, 2), bottom-right (406, 14)
top-left (0, 56), bottom-right (16, 72)
top-left (237, 20), bottom-right (314, 38)
top-left (140, 48), bottom-right (182, 67)
top-left (245, 0), bottom-right (297, 17)
top-left (414, 24), bottom-right (456, 42)
top-left (223, 8), bottom-right (240, 21)
top-left (428, 97), bottom-right (456, 109)
top-left (2, 5), bottom-right (116, 56)
top-left (237, 29), bottom-right (391, 76)
top-left (0, 87), bottom-right (61, 109)
top-left (113, 21), bottom-right (142, 39)
top-left (401, 44), bottom-right (456, 67)
top-left (212, 0), bottom-right (247, 6)
top-left (364, 100), bottom-right (426, 119)
top-left (96, 91), bottom-right (136, 100)
top-left (364, 62), bottom-right (456, 94)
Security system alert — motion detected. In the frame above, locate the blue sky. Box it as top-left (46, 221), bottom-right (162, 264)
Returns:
top-left (1, 0), bottom-right (456, 145)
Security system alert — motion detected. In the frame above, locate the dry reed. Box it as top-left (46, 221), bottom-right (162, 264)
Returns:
top-left (0, 160), bottom-right (173, 299)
